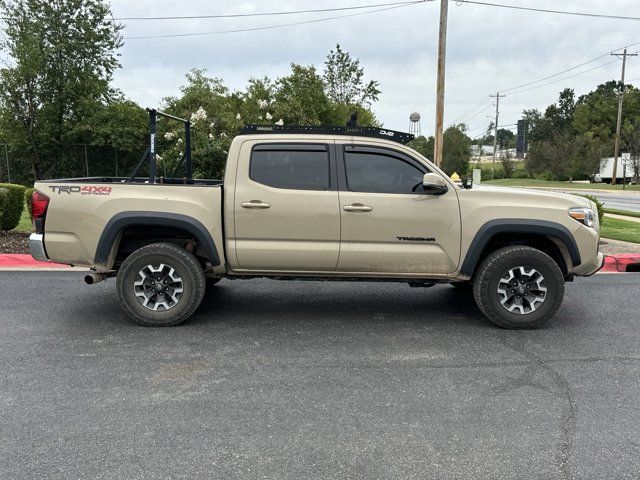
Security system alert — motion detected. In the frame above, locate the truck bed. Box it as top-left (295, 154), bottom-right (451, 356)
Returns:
top-left (35, 178), bottom-right (225, 271)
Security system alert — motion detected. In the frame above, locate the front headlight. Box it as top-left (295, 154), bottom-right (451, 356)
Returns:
top-left (568, 207), bottom-right (596, 228)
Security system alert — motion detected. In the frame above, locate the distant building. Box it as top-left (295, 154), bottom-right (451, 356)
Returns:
top-left (470, 145), bottom-right (495, 156)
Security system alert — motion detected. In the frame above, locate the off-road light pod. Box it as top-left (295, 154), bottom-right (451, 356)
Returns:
top-left (31, 191), bottom-right (50, 233)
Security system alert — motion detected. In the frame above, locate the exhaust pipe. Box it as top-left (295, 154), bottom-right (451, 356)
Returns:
top-left (84, 272), bottom-right (114, 285)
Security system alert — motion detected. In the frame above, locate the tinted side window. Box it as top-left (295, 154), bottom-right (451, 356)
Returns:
top-left (344, 151), bottom-right (424, 194)
top-left (250, 148), bottom-right (330, 190)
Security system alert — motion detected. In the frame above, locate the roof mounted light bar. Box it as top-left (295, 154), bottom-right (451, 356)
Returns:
top-left (240, 124), bottom-right (415, 145)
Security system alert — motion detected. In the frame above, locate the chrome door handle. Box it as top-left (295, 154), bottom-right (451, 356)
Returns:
top-left (343, 203), bottom-right (372, 212)
top-left (241, 200), bottom-right (271, 209)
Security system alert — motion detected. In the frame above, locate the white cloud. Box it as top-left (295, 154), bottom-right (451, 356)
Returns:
top-left (111, 0), bottom-right (640, 135)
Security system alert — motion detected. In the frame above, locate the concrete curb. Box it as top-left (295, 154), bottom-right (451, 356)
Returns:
top-left (0, 254), bottom-right (86, 271)
top-left (601, 254), bottom-right (640, 273)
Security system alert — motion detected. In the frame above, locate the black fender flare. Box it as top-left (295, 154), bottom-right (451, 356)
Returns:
top-left (460, 219), bottom-right (581, 276)
top-left (95, 211), bottom-right (220, 268)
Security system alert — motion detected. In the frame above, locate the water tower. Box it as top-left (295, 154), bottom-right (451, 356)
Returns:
top-left (409, 112), bottom-right (421, 137)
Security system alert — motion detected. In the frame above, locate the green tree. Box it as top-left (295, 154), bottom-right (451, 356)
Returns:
top-left (273, 64), bottom-right (332, 125)
top-left (239, 77), bottom-right (276, 124)
top-left (525, 135), bottom-right (572, 180)
top-left (623, 120), bottom-right (640, 182)
top-left (323, 44), bottom-right (380, 107)
top-left (496, 128), bottom-right (515, 149)
top-left (0, 0), bottom-right (123, 180)
top-left (161, 69), bottom-right (233, 179)
top-left (573, 81), bottom-right (640, 146)
top-left (408, 135), bottom-right (435, 160)
top-left (500, 151), bottom-right (515, 178)
top-left (442, 125), bottom-right (471, 175)
top-left (408, 127), bottom-right (470, 175)
top-left (80, 98), bottom-right (148, 176)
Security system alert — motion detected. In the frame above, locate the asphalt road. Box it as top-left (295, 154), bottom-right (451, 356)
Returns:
top-left (553, 189), bottom-right (640, 213)
top-left (2, 272), bottom-right (639, 479)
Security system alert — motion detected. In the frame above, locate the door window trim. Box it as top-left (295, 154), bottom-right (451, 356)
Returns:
top-left (249, 142), bottom-right (338, 191)
top-left (337, 144), bottom-right (429, 194)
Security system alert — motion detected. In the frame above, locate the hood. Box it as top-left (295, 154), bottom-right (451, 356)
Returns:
top-left (474, 184), bottom-right (593, 208)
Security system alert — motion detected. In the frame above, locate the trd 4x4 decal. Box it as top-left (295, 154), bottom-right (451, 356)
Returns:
top-left (49, 185), bottom-right (112, 195)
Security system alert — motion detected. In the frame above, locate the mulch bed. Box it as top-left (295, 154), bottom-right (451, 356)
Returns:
top-left (0, 231), bottom-right (30, 254)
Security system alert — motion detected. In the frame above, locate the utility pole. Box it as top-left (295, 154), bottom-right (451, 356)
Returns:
top-left (433, 0), bottom-right (448, 167)
top-left (490, 92), bottom-right (505, 179)
top-left (611, 48), bottom-right (637, 185)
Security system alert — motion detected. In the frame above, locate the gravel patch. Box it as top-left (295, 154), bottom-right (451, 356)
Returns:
top-left (0, 231), bottom-right (29, 254)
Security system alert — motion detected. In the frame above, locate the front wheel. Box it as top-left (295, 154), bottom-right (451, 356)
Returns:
top-left (472, 246), bottom-right (565, 329)
top-left (116, 243), bottom-right (206, 326)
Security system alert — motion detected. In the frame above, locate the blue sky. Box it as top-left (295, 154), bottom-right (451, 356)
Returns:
top-left (111, 0), bottom-right (640, 138)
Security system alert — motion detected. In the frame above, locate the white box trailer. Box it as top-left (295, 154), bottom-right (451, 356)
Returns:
top-left (592, 153), bottom-right (635, 184)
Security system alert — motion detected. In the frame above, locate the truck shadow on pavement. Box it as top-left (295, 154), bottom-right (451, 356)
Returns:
top-left (189, 280), bottom-right (489, 329)
top-left (70, 277), bottom-right (580, 331)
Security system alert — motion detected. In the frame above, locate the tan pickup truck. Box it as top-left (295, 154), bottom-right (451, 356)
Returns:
top-left (29, 116), bottom-right (603, 329)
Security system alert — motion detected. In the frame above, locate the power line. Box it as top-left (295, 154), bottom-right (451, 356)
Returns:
top-left (500, 54), bottom-right (609, 93)
top-left (115, 1), bottom-right (430, 21)
top-left (123, 2), bottom-right (425, 39)
top-left (456, 1), bottom-right (640, 22)
top-left (499, 40), bottom-right (640, 94)
top-left (507, 58), bottom-right (622, 96)
top-left (458, 39), bottom-right (640, 129)
top-left (452, 97), bottom-right (490, 124)
top-left (460, 102), bottom-right (492, 124)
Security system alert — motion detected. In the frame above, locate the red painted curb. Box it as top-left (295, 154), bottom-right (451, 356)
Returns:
top-left (601, 254), bottom-right (640, 273)
top-left (0, 254), bottom-right (65, 268)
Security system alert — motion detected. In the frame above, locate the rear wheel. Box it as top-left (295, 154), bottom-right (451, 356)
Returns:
top-left (116, 243), bottom-right (206, 326)
top-left (472, 246), bottom-right (564, 329)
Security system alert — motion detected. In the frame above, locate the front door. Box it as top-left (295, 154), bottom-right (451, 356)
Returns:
top-left (336, 144), bottom-right (461, 274)
top-left (233, 141), bottom-right (340, 271)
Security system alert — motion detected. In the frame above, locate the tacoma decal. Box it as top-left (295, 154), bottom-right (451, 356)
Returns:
top-left (397, 236), bottom-right (436, 242)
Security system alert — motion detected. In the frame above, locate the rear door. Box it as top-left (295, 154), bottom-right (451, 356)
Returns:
top-left (232, 140), bottom-right (340, 271)
top-left (336, 144), bottom-right (461, 274)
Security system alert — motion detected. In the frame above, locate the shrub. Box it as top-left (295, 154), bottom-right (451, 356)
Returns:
top-left (0, 183), bottom-right (27, 231)
top-left (476, 163), bottom-right (504, 181)
top-left (576, 194), bottom-right (604, 224)
top-left (24, 187), bottom-right (35, 220)
top-left (0, 190), bottom-right (8, 225)
top-left (512, 167), bottom-right (530, 179)
top-left (535, 171), bottom-right (555, 181)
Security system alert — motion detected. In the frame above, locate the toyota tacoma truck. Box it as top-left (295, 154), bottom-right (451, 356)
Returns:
top-left (28, 111), bottom-right (604, 328)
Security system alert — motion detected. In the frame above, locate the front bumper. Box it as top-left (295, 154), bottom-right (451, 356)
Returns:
top-left (29, 233), bottom-right (48, 262)
top-left (582, 251), bottom-right (605, 277)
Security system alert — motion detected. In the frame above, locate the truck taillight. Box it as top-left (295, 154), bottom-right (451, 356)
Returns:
top-left (31, 191), bottom-right (49, 233)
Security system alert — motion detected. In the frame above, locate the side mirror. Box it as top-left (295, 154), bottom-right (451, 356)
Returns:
top-left (422, 172), bottom-right (448, 195)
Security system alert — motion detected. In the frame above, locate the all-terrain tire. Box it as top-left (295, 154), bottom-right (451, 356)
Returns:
top-left (472, 246), bottom-right (565, 329)
top-left (116, 243), bottom-right (206, 327)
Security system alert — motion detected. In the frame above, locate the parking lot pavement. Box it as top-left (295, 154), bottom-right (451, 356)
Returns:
top-left (552, 189), bottom-right (640, 213)
top-left (1, 272), bottom-right (639, 479)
